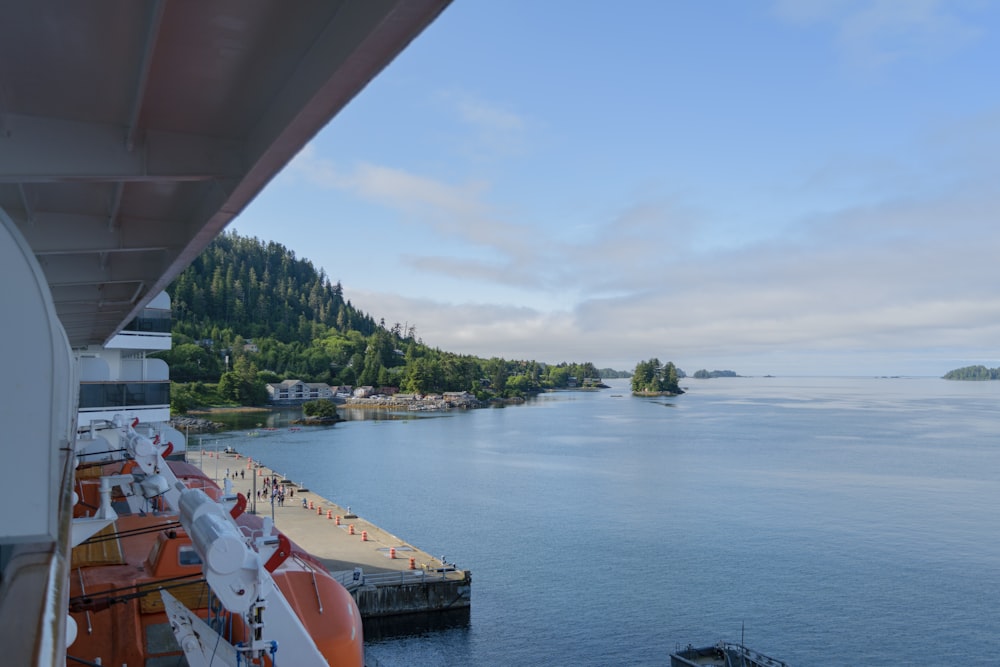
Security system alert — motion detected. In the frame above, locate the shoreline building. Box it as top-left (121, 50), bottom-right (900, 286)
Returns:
top-left (267, 379), bottom-right (337, 405)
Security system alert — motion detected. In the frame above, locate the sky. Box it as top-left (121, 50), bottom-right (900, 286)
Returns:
top-left (232, 1), bottom-right (1000, 377)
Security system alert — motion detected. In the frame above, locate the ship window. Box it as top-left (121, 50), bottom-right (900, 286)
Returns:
top-left (178, 546), bottom-right (202, 567)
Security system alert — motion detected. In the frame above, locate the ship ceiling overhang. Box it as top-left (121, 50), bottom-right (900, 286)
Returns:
top-left (0, 0), bottom-right (450, 348)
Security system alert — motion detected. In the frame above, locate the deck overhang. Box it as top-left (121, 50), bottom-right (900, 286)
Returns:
top-left (0, 0), bottom-right (451, 348)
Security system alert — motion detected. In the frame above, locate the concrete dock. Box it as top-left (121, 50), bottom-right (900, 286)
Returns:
top-left (185, 448), bottom-right (471, 621)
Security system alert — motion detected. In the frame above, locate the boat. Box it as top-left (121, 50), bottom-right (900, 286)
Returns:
top-left (670, 641), bottom-right (789, 667)
top-left (69, 418), bottom-right (363, 665)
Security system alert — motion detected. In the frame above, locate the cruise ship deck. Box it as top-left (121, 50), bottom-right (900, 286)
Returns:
top-left (0, 3), bottom-right (451, 664)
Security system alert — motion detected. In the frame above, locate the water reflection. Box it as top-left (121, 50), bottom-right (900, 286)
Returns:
top-left (363, 607), bottom-right (471, 641)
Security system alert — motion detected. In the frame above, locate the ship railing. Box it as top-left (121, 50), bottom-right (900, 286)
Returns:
top-left (720, 642), bottom-right (789, 667)
top-left (239, 524), bottom-right (268, 542)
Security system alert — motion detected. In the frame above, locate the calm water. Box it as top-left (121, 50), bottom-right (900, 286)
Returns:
top-left (203, 377), bottom-right (1000, 666)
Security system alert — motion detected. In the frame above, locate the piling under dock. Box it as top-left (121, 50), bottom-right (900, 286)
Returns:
top-left (185, 448), bottom-right (471, 622)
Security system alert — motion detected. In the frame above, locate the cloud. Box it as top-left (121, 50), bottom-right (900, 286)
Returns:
top-left (772, 0), bottom-right (984, 72)
top-left (455, 97), bottom-right (524, 133)
top-left (289, 145), bottom-right (487, 218)
top-left (401, 254), bottom-right (544, 290)
top-left (841, 0), bottom-right (982, 68)
top-left (346, 289), bottom-right (578, 358)
top-left (341, 161), bottom-right (1000, 377)
top-left (351, 250), bottom-right (1000, 375)
top-left (350, 277), bottom-right (1000, 377)
top-left (435, 91), bottom-right (530, 158)
top-left (287, 144), bottom-right (539, 263)
top-left (283, 95), bottom-right (1000, 377)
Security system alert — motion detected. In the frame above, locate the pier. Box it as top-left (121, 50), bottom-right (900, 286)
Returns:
top-left (185, 448), bottom-right (471, 626)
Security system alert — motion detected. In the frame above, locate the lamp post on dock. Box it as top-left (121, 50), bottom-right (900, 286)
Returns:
top-left (251, 465), bottom-right (257, 515)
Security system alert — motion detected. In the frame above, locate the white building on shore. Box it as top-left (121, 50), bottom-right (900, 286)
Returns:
top-left (267, 379), bottom-right (337, 404)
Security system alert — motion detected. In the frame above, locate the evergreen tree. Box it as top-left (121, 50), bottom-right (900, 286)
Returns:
top-left (217, 356), bottom-right (268, 405)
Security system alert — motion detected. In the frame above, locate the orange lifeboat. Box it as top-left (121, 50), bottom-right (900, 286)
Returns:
top-left (67, 459), bottom-right (364, 667)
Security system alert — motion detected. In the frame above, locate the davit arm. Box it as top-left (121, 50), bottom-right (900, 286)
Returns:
top-left (163, 487), bottom-right (330, 667)
top-left (117, 417), bottom-right (184, 512)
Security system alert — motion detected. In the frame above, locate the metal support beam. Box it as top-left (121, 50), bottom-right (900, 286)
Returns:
top-left (16, 210), bottom-right (182, 256)
top-left (0, 114), bottom-right (244, 182)
top-left (125, 0), bottom-right (166, 152)
top-left (17, 183), bottom-right (33, 224)
top-left (38, 251), bottom-right (166, 286)
top-left (108, 182), bottom-right (124, 231)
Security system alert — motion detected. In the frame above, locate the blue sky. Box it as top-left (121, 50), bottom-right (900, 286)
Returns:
top-left (233, 1), bottom-right (1000, 376)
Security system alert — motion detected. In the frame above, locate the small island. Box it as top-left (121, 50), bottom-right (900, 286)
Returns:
top-left (692, 369), bottom-right (740, 379)
top-left (943, 365), bottom-right (1000, 380)
top-left (630, 358), bottom-right (684, 396)
top-left (290, 399), bottom-right (344, 425)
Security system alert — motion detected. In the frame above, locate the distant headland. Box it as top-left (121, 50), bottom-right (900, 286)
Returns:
top-left (691, 369), bottom-right (740, 379)
top-left (942, 365), bottom-right (1000, 380)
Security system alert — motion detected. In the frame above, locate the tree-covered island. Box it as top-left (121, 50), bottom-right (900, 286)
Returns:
top-left (293, 398), bottom-right (341, 425)
top-left (942, 365), bottom-right (1000, 380)
top-left (630, 359), bottom-right (684, 395)
top-left (692, 369), bottom-right (739, 378)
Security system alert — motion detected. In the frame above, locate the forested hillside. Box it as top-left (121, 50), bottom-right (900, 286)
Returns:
top-left (170, 231), bottom-right (377, 348)
top-left (158, 232), bottom-right (614, 410)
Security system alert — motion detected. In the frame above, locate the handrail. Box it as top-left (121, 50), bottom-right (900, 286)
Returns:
top-left (287, 553), bottom-right (324, 614)
top-left (719, 642), bottom-right (789, 667)
top-left (76, 568), bottom-right (92, 636)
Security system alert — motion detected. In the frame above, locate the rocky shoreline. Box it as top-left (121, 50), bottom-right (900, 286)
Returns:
top-left (169, 415), bottom-right (225, 433)
top-left (172, 393), bottom-right (538, 432)
top-left (290, 415), bottom-right (341, 425)
top-left (343, 394), bottom-right (484, 411)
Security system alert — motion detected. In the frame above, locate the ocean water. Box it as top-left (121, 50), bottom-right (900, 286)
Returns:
top-left (208, 377), bottom-right (1000, 666)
